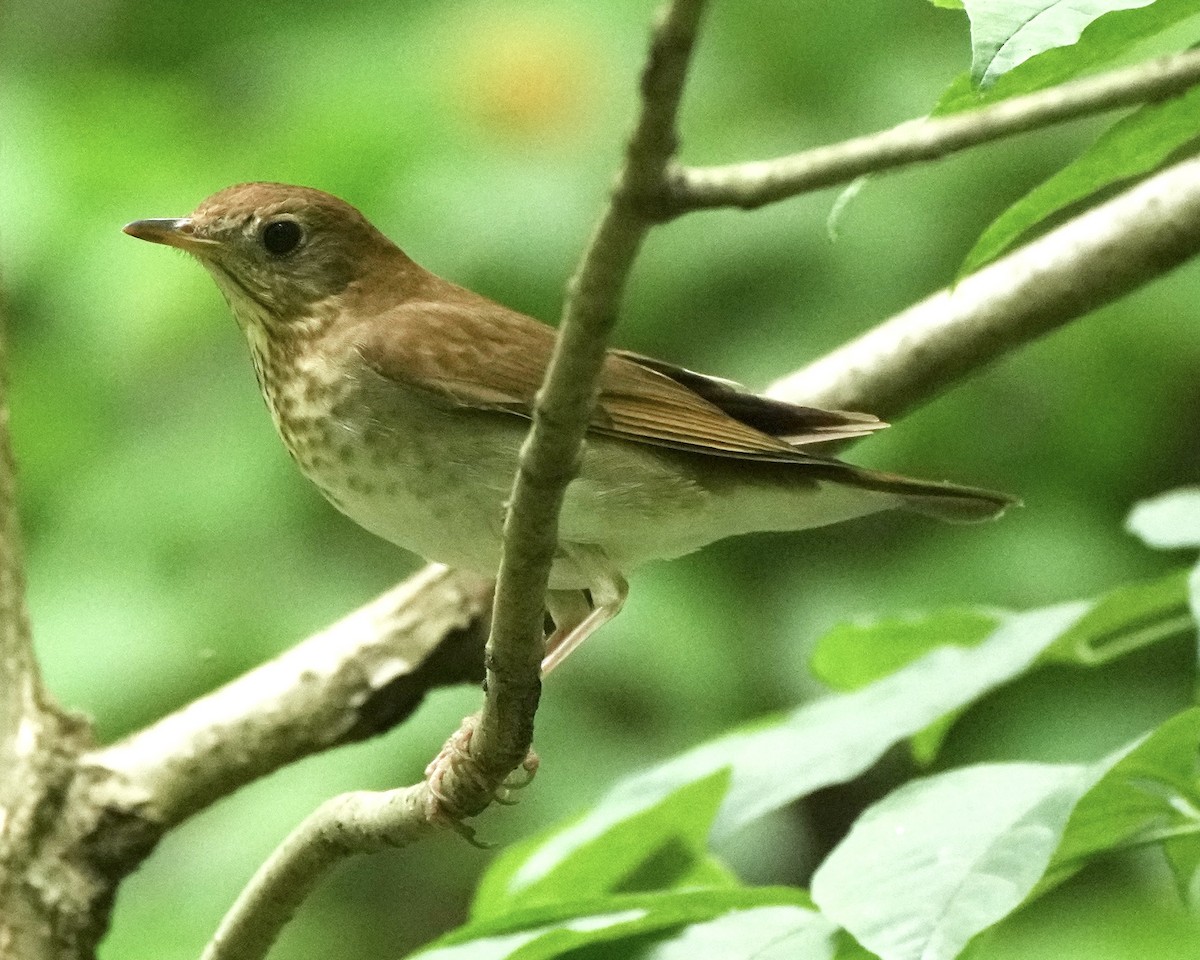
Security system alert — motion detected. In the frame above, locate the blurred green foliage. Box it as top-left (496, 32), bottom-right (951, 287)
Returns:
top-left (2, 0), bottom-right (1199, 957)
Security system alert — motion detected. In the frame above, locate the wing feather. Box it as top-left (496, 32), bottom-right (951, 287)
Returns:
top-left (354, 296), bottom-right (881, 461)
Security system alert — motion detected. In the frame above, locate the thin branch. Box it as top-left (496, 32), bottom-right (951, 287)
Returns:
top-left (201, 786), bottom-right (432, 960)
top-left (469, 0), bottom-right (708, 786)
top-left (665, 47), bottom-right (1200, 215)
top-left (197, 3), bottom-right (709, 957)
top-left (766, 151), bottom-right (1200, 416)
top-left (86, 565), bottom-right (491, 829)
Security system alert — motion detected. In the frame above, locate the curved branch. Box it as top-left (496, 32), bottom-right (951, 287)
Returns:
top-left (666, 48), bottom-right (1200, 215)
top-left (201, 785), bottom-right (432, 960)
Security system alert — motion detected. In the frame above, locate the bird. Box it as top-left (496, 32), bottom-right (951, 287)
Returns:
top-left (124, 183), bottom-right (1014, 672)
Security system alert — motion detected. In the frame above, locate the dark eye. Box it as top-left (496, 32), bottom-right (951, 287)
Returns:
top-left (260, 219), bottom-right (303, 256)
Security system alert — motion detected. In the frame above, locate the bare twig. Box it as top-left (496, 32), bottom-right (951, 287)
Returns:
top-left (471, 0), bottom-right (708, 786)
top-left (767, 152), bottom-right (1200, 416)
top-left (197, 3), bottom-right (710, 957)
top-left (201, 786), bottom-right (433, 960)
top-left (665, 48), bottom-right (1200, 215)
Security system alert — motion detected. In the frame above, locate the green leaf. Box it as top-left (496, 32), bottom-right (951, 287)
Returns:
top-left (811, 608), bottom-right (1001, 765)
top-left (1127, 486), bottom-right (1200, 549)
top-left (962, 0), bottom-right (1158, 88)
top-left (1045, 707), bottom-right (1200, 889)
top-left (928, 0), bottom-right (965, 9)
top-left (960, 84), bottom-right (1200, 273)
top-left (414, 888), bottom-right (820, 960)
top-left (627, 904), bottom-right (841, 960)
top-left (811, 709), bottom-right (1200, 960)
top-left (812, 609), bottom-right (1000, 690)
top-left (1164, 830), bottom-right (1200, 910)
top-left (938, 0), bottom-right (1200, 110)
top-left (488, 604), bottom-right (1083, 906)
top-left (1039, 569), bottom-right (1194, 665)
top-left (811, 762), bottom-right (1097, 960)
top-left (473, 770), bottom-right (734, 920)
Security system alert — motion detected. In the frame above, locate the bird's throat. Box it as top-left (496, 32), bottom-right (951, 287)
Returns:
top-left (241, 307), bottom-right (353, 485)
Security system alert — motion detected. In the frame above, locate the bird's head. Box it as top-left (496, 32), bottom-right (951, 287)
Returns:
top-left (124, 182), bottom-right (402, 334)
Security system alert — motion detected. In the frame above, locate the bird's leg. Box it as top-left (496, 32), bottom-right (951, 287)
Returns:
top-left (542, 545), bottom-right (628, 673)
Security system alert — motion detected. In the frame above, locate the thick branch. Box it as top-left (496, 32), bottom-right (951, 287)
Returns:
top-left (7, 566), bottom-right (488, 960)
top-left (0, 275), bottom-right (95, 960)
top-left (86, 565), bottom-right (491, 830)
top-left (0, 289), bottom-right (50, 800)
top-left (666, 48), bottom-right (1200, 214)
top-left (767, 152), bottom-right (1200, 415)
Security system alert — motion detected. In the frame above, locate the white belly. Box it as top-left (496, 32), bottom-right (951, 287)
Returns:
top-left (272, 365), bottom-right (895, 589)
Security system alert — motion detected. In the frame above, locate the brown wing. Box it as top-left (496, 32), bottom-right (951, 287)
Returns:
top-left (609, 350), bottom-right (886, 446)
top-left (354, 296), bottom-right (885, 461)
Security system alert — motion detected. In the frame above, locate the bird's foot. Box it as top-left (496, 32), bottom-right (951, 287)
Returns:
top-left (494, 751), bottom-right (540, 805)
top-left (422, 715), bottom-right (539, 842)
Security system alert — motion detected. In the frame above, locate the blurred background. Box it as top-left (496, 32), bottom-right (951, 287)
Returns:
top-left (3, 0), bottom-right (1198, 956)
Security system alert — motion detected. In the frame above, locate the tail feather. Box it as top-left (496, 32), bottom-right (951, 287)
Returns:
top-left (819, 463), bottom-right (1018, 523)
top-left (898, 487), bottom-right (1019, 523)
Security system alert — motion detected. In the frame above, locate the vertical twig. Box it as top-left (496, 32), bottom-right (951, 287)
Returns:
top-left (0, 273), bottom-right (92, 958)
top-left (473, 0), bottom-right (710, 779)
top-left (0, 288), bottom-right (42, 796)
top-left (197, 4), bottom-right (711, 957)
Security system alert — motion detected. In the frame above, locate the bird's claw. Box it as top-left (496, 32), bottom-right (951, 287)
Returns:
top-left (422, 716), bottom-right (538, 839)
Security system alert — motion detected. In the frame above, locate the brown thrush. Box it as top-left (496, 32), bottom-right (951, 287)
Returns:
top-left (124, 183), bottom-right (1013, 670)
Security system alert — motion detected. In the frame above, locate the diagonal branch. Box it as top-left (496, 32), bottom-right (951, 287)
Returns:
top-left (83, 565), bottom-right (492, 830)
top-left (665, 47), bottom-right (1200, 215)
top-left (469, 0), bottom-right (708, 784)
top-left (767, 152), bottom-right (1200, 415)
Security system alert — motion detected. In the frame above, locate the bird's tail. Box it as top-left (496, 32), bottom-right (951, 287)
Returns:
top-left (822, 463), bottom-right (1019, 523)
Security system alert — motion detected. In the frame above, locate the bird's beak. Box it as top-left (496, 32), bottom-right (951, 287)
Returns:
top-left (122, 217), bottom-right (219, 253)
